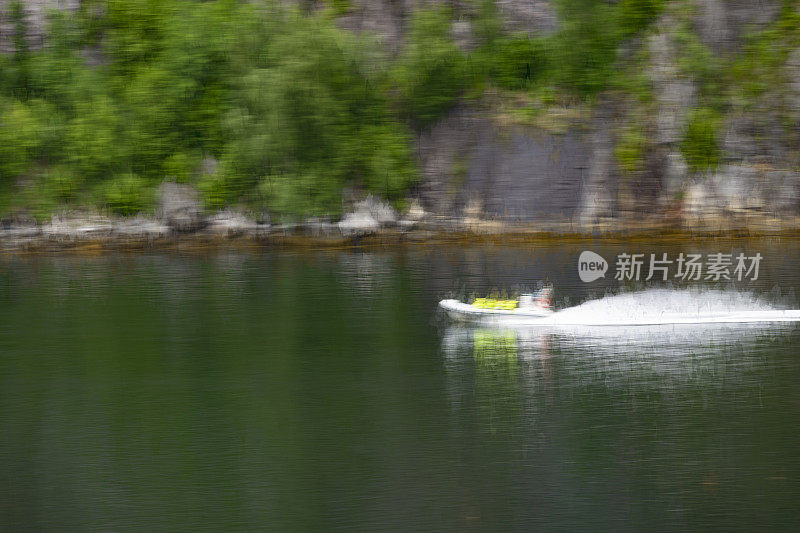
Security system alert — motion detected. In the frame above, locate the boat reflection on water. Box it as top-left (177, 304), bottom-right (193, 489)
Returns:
top-left (443, 321), bottom-right (799, 377)
top-left (441, 326), bottom-right (556, 436)
top-left (441, 321), bottom-right (799, 434)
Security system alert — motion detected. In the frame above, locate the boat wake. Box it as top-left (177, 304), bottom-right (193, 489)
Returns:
top-left (542, 288), bottom-right (800, 326)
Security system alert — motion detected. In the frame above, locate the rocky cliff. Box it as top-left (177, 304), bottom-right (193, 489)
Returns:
top-left (334, 0), bottom-right (800, 229)
top-left (2, 0), bottom-right (799, 232)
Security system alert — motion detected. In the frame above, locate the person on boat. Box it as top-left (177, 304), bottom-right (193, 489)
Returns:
top-left (534, 286), bottom-right (552, 309)
top-left (518, 286), bottom-right (552, 310)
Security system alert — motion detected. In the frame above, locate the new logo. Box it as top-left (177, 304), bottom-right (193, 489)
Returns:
top-left (578, 251), bottom-right (608, 282)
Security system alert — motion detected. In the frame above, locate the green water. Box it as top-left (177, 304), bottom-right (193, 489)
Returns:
top-left (1, 244), bottom-right (799, 531)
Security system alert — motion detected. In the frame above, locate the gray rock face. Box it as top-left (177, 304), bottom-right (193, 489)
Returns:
top-left (156, 182), bottom-right (206, 233)
top-left (694, 0), bottom-right (781, 53)
top-left (463, 123), bottom-right (589, 221)
top-left (722, 112), bottom-right (791, 166)
top-left (0, 0), bottom-right (80, 54)
top-left (418, 106), bottom-right (591, 222)
top-left (758, 169), bottom-right (800, 214)
top-left (335, 0), bottom-right (557, 54)
top-left (648, 24), bottom-right (696, 146)
top-left (578, 102), bottom-right (619, 225)
top-left (662, 151), bottom-right (689, 200)
top-left (450, 20), bottom-right (476, 52)
top-left (335, 0), bottom-right (411, 53)
top-left (684, 165), bottom-right (799, 222)
top-left (0, 223), bottom-right (40, 240)
top-left (645, 16), bottom-right (696, 209)
top-left (493, 0), bottom-right (558, 35)
top-left (786, 47), bottom-right (800, 123)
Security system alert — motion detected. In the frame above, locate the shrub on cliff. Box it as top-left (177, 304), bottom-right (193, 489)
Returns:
top-left (681, 107), bottom-right (722, 176)
top-left (615, 127), bottom-right (648, 175)
top-left (485, 35), bottom-right (548, 90)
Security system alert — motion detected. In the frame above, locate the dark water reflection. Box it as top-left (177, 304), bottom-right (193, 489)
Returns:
top-left (1, 244), bottom-right (799, 530)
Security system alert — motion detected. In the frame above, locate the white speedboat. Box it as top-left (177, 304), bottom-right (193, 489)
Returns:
top-left (440, 287), bottom-right (800, 327)
top-left (439, 288), bottom-right (554, 324)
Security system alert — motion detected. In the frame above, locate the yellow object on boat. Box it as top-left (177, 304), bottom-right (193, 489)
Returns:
top-left (472, 298), bottom-right (518, 310)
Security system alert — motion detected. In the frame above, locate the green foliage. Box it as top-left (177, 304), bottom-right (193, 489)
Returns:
top-left (102, 173), bottom-right (150, 215)
top-left (731, 4), bottom-right (800, 104)
top-left (118, 65), bottom-right (184, 176)
top-left (392, 7), bottom-right (466, 127)
top-left (473, 0), bottom-right (503, 44)
top-left (162, 152), bottom-right (199, 184)
top-left (550, 0), bottom-right (624, 96)
top-left (323, 0), bottom-right (352, 16)
top-left (613, 44), bottom-right (655, 104)
top-left (471, 0), bottom-right (661, 99)
top-left (615, 127), bottom-right (648, 175)
top-left (13, 166), bottom-right (83, 221)
top-left (673, 22), bottom-right (726, 111)
top-left (65, 95), bottom-right (122, 180)
top-left (618, 0), bottom-right (664, 38)
top-left (465, 0), bottom-right (664, 99)
top-left (681, 107), bottom-right (722, 176)
top-left (258, 169), bottom-right (342, 218)
top-left (103, 0), bottom-right (171, 78)
top-left (484, 34), bottom-right (547, 90)
top-left (359, 125), bottom-right (416, 199)
top-left (0, 0), bottom-right (265, 213)
top-left (0, 98), bottom-right (43, 181)
top-left (225, 9), bottom-right (415, 215)
top-left (198, 160), bottom-right (247, 211)
top-left (43, 166), bottom-right (82, 202)
top-left (3, 0), bottom-right (32, 98)
top-left (15, 182), bottom-right (58, 223)
top-left (0, 0), bottom-right (725, 218)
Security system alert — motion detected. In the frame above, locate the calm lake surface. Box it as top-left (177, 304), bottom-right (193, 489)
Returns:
top-left (2, 241), bottom-right (800, 531)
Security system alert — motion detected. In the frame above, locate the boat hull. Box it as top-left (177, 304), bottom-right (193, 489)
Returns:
top-left (439, 299), bottom-right (553, 324)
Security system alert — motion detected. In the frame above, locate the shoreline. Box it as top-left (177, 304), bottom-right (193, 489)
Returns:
top-left (3, 215), bottom-right (800, 253)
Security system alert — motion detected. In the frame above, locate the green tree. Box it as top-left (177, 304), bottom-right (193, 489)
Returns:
top-left (226, 9), bottom-right (414, 215)
top-left (5, 0), bottom-right (32, 99)
top-left (102, 173), bottom-right (150, 215)
top-left (392, 6), bottom-right (466, 127)
top-left (618, 0), bottom-right (663, 38)
top-left (65, 95), bottom-right (122, 180)
top-left (0, 98), bottom-right (43, 182)
top-left (103, 0), bottom-right (172, 79)
top-left (552, 0), bottom-right (622, 97)
top-left (487, 35), bottom-right (547, 90)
